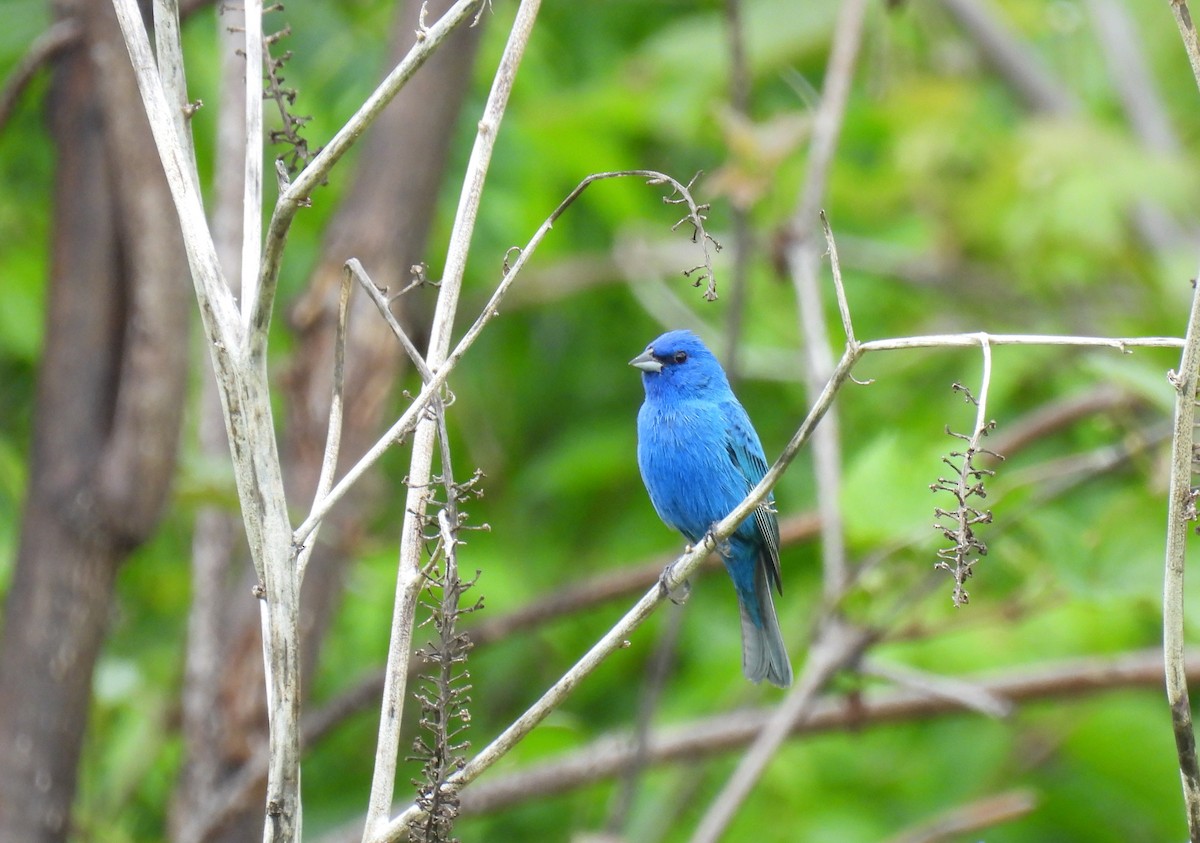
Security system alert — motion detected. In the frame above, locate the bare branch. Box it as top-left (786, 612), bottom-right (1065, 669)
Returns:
top-left (859, 333), bottom-right (1183, 352)
top-left (346, 259), bottom-right (433, 381)
top-left (112, 0), bottom-right (240, 342)
top-left (1164, 273), bottom-right (1200, 840)
top-left (820, 211), bottom-right (855, 347)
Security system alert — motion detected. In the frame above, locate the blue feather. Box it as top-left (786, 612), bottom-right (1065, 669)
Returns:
top-left (632, 330), bottom-right (793, 687)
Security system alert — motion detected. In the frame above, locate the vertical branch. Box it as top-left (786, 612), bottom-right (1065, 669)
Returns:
top-left (361, 2), bottom-right (543, 839)
top-left (820, 211), bottom-right (855, 348)
top-left (974, 336), bottom-right (993, 433)
top-left (1164, 276), bottom-right (1200, 841)
top-left (241, 0), bottom-right (265, 332)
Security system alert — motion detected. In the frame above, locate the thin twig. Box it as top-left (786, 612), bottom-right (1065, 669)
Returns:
top-left (859, 333), bottom-right (1184, 352)
top-left (345, 259), bottom-right (433, 381)
top-left (821, 211), bottom-right (855, 347)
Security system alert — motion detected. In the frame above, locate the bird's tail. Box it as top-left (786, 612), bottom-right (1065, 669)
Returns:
top-left (736, 562), bottom-right (793, 688)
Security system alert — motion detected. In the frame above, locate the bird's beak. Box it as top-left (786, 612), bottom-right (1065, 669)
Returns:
top-left (629, 348), bottom-right (662, 373)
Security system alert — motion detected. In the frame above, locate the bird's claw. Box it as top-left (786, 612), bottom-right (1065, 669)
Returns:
top-left (705, 525), bottom-right (730, 559)
top-left (658, 562), bottom-right (692, 605)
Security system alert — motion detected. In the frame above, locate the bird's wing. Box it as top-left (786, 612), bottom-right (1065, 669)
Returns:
top-left (722, 401), bottom-right (784, 596)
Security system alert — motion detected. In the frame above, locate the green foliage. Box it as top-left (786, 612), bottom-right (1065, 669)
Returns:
top-left (3, 0), bottom-right (1200, 840)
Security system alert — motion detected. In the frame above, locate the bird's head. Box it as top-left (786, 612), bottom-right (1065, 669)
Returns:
top-left (629, 329), bottom-right (730, 400)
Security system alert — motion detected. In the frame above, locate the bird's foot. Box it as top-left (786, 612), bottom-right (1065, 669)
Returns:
top-left (706, 524), bottom-right (731, 559)
top-left (658, 561), bottom-right (692, 605)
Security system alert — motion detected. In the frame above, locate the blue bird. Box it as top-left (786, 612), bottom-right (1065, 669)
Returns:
top-left (631, 330), bottom-right (792, 687)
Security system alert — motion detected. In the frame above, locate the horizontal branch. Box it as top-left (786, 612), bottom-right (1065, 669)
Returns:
top-left (457, 648), bottom-right (1200, 815)
top-left (859, 333), bottom-right (1184, 353)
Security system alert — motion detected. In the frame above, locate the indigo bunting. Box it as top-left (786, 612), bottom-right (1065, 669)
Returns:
top-left (631, 330), bottom-right (793, 687)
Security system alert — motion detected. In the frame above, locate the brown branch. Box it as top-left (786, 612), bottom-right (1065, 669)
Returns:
top-left (456, 648), bottom-right (1200, 816)
top-left (882, 789), bottom-right (1037, 843)
top-left (0, 19), bottom-right (81, 135)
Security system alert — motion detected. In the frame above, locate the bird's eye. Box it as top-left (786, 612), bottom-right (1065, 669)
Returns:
top-left (673, 351), bottom-right (688, 364)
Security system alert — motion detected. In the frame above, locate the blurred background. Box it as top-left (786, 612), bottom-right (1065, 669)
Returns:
top-left (1, 0), bottom-right (1199, 840)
